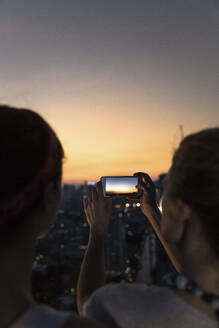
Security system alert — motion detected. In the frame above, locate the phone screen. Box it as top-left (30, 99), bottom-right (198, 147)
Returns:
top-left (102, 176), bottom-right (139, 197)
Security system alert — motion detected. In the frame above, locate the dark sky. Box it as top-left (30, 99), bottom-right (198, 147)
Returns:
top-left (0, 0), bottom-right (219, 181)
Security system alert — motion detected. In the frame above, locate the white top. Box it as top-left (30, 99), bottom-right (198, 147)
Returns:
top-left (83, 283), bottom-right (217, 328)
top-left (10, 304), bottom-right (74, 328)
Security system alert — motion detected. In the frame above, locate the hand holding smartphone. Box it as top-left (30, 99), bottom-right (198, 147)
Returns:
top-left (101, 176), bottom-right (140, 198)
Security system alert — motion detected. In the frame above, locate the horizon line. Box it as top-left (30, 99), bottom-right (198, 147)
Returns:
top-left (62, 173), bottom-right (167, 185)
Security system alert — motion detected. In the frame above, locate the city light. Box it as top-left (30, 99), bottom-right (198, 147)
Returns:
top-left (70, 288), bottom-right (76, 295)
top-left (136, 203), bottom-right (141, 207)
top-left (125, 203), bottom-right (130, 208)
top-left (88, 182), bottom-right (96, 186)
top-left (158, 196), bottom-right (163, 213)
top-left (79, 245), bottom-right (87, 250)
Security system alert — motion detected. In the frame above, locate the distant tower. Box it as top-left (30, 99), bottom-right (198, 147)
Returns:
top-left (179, 125), bottom-right (184, 140)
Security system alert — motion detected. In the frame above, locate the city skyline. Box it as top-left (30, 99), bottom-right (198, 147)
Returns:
top-left (0, 1), bottom-right (219, 184)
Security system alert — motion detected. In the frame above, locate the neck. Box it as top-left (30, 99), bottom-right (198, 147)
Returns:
top-left (0, 230), bottom-right (36, 326)
top-left (181, 238), bottom-right (219, 295)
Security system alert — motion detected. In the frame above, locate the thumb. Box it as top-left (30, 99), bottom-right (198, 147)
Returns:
top-left (106, 197), bottom-right (113, 209)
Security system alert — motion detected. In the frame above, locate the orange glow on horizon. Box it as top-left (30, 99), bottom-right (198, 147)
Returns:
top-left (51, 111), bottom-right (173, 185)
top-left (106, 186), bottom-right (137, 194)
top-left (1, 1), bottom-right (219, 189)
top-left (61, 144), bottom-right (171, 184)
top-left (45, 103), bottom-right (185, 185)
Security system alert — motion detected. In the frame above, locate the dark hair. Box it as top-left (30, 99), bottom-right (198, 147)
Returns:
top-left (169, 128), bottom-right (219, 322)
top-left (0, 105), bottom-right (66, 241)
top-left (170, 128), bottom-right (219, 255)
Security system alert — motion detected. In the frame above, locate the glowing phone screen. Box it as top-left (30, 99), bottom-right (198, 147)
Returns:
top-left (105, 177), bottom-right (138, 196)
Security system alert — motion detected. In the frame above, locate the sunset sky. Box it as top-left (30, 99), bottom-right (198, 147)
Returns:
top-left (0, 0), bottom-right (219, 184)
top-left (105, 177), bottom-right (138, 194)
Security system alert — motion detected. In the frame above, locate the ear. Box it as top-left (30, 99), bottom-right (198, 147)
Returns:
top-left (172, 199), bottom-right (192, 243)
top-left (164, 199), bottom-right (192, 244)
top-left (43, 180), bottom-right (60, 206)
top-left (35, 180), bottom-right (61, 238)
top-left (43, 182), bottom-right (56, 204)
top-left (178, 199), bottom-right (191, 221)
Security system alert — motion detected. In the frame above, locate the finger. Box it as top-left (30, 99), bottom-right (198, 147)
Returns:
top-left (134, 172), bottom-right (148, 189)
top-left (134, 172), bottom-right (153, 186)
top-left (139, 180), bottom-right (150, 191)
top-left (106, 197), bottom-right (113, 209)
top-left (86, 194), bottom-right (93, 213)
top-left (97, 180), bottom-right (104, 199)
top-left (138, 184), bottom-right (150, 198)
top-left (134, 172), bottom-right (146, 176)
top-left (87, 192), bottom-right (91, 204)
top-left (142, 174), bottom-right (154, 188)
top-left (134, 172), bottom-right (148, 180)
top-left (92, 187), bottom-right (98, 202)
top-left (95, 184), bottom-right (99, 199)
top-left (83, 197), bottom-right (90, 219)
top-left (86, 192), bottom-right (92, 209)
top-left (87, 205), bottom-right (93, 223)
top-left (83, 196), bottom-right (88, 208)
top-left (83, 199), bottom-right (87, 215)
top-left (105, 198), bottom-right (113, 217)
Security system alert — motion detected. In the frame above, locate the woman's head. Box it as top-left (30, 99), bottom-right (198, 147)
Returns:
top-left (161, 128), bottom-right (219, 256)
top-left (0, 105), bottom-right (66, 242)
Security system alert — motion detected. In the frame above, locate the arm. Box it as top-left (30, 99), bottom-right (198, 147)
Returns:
top-left (77, 182), bottom-right (112, 314)
top-left (77, 229), bottom-right (105, 314)
top-left (132, 173), bottom-right (182, 273)
top-left (143, 201), bottom-right (182, 273)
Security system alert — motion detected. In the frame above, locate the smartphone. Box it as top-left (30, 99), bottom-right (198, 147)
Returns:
top-left (101, 176), bottom-right (139, 197)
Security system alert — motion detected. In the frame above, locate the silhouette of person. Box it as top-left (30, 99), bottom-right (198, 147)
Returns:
top-left (0, 105), bottom-right (102, 328)
top-left (78, 128), bottom-right (219, 328)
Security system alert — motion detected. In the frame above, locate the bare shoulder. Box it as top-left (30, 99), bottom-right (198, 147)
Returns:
top-left (62, 316), bottom-right (103, 328)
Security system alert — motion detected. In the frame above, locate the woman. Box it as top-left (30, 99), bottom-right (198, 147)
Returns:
top-left (0, 105), bottom-right (103, 328)
top-left (77, 128), bottom-right (219, 327)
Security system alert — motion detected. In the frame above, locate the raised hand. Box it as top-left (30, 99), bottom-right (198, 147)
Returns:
top-left (130, 172), bottom-right (181, 272)
top-left (129, 172), bottom-right (159, 217)
top-left (83, 181), bottom-right (113, 236)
